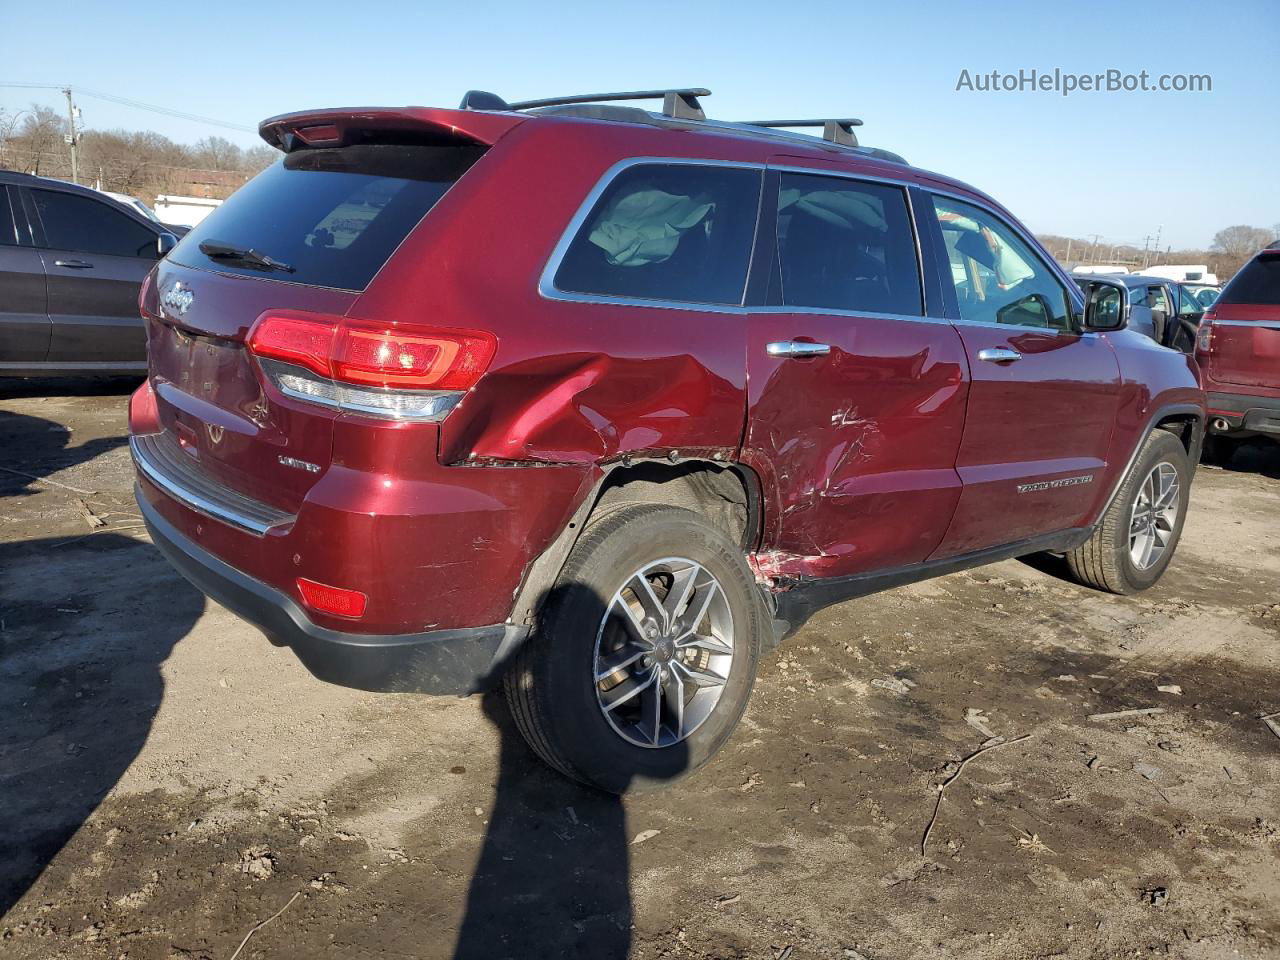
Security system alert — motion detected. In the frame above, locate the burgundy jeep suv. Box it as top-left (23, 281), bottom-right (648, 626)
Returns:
top-left (129, 89), bottom-right (1204, 792)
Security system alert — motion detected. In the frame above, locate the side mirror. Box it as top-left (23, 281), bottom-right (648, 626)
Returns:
top-left (156, 232), bottom-right (179, 259)
top-left (1082, 279), bottom-right (1128, 331)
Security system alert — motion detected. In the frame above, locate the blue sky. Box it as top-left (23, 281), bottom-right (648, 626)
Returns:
top-left (3, 0), bottom-right (1276, 249)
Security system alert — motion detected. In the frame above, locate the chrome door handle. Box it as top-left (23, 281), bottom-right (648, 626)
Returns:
top-left (767, 340), bottom-right (831, 358)
top-left (54, 259), bottom-right (93, 269)
top-left (977, 347), bottom-right (1022, 363)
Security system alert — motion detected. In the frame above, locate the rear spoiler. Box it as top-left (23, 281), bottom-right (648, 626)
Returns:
top-left (258, 107), bottom-right (525, 152)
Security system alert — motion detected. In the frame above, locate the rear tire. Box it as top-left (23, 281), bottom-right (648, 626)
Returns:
top-left (503, 504), bottom-right (764, 793)
top-left (1065, 430), bottom-right (1190, 594)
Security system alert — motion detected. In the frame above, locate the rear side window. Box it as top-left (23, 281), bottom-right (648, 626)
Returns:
top-left (174, 142), bottom-right (487, 291)
top-left (1219, 255), bottom-right (1280, 305)
top-left (775, 173), bottom-right (922, 315)
top-left (31, 189), bottom-right (158, 258)
top-left (553, 163), bottom-right (762, 306)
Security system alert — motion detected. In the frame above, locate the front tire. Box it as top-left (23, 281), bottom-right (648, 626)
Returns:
top-left (503, 504), bottom-right (764, 793)
top-left (1065, 430), bottom-right (1191, 594)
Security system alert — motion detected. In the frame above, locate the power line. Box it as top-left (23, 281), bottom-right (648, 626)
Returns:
top-left (0, 81), bottom-right (255, 133)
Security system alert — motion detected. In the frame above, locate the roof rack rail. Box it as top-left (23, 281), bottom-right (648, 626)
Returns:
top-left (739, 118), bottom-right (863, 147)
top-left (459, 88), bottom-right (710, 121)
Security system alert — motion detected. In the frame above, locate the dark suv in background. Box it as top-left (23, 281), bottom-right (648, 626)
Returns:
top-left (1196, 242), bottom-right (1280, 462)
top-left (0, 171), bottom-right (177, 377)
top-left (129, 88), bottom-right (1204, 792)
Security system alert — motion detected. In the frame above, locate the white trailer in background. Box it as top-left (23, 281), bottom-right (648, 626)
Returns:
top-left (1142, 264), bottom-right (1219, 284)
top-left (153, 195), bottom-right (222, 228)
top-left (1071, 264), bottom-right (1131, 275)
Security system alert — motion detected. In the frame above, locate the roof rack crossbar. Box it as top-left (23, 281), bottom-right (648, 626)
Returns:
top-left (505, 88), bottom-right (710, 120)
top-left (740, 118), bottom-right (863, 147)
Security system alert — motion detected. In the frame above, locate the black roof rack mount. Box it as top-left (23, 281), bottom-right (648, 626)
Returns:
top-left (455, 90), bottom-right (903, 162)
top-left (740, 118), bottom-right (862, 147)
top-left (459, 88), bottom-right (710, 121)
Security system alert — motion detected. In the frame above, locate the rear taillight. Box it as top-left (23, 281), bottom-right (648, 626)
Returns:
top-left (1196, 310), bottom-right (1215, 352)
top-left (296, 577), bottom-right (367, 619)
top-left (138, 269), bottom-right (160, 320)
top-left (246, 310), bottom-right (496, 421)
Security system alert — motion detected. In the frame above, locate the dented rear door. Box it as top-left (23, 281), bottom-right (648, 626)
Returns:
top-left (743, 165), bottom-right (968, 580)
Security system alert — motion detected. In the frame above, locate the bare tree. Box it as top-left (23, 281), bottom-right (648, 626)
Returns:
top-left (3, 104), bottom-right (67, 175)
top-left (191, 135), bottom-right (243, 171)
top-left (1211, 225), bottom-right (1274, 260)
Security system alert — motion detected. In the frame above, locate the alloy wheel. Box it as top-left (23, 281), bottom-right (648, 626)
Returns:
top-left (1129, 462), bottom-right (1180, 571)
top-left (593, 557), bottom-right (734, 749)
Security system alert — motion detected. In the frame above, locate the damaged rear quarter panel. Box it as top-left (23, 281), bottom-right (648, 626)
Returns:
top-left (354, 121), bottom-right (753, 469)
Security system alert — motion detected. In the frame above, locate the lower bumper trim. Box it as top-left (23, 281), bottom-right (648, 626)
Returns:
top-left (1206, 392), bottom-right (1280, 436)
top-left (137, 486), bottom-right (527, 695)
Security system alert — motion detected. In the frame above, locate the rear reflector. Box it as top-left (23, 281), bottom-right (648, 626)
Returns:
top-left (296, 577), bottom-right (368, 619)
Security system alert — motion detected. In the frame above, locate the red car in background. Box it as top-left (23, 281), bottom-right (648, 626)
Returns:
top-left (1196, 243), bottom-right (1280, 463)
top-left (129, 88), bottom-right (1205, 792)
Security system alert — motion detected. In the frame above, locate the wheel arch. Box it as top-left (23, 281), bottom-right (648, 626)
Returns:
top-left (1097, 401), bottom-right (1204, 522)
top-left (505, 458), bottom-right (765, 629)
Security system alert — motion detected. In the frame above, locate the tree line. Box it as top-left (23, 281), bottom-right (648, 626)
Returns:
top-left (0, 103), bottom-right (276, 206)
top-left (1036, 223), bottom-right (1277, 283)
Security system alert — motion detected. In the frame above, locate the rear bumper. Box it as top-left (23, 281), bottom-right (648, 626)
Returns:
top-left (1206, 391), bottom-right (1280, 436)
top-left (138, 490), bottom-right (527, 694)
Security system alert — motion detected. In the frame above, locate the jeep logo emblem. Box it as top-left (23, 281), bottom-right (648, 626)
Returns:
top-left (161, 281), bottom-right (194, 316)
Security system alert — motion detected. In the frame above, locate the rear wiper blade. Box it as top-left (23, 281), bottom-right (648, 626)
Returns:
top-left (198, 240), bottom-right (295, 273)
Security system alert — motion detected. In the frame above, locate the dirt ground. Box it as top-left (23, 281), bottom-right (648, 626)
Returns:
top-left (2, 378), bottom-right (1278, 960)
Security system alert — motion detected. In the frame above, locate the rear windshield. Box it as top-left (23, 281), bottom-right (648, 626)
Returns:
top-left (1219, 254), bottom-right (1280, 306)
top-left (172, 142), bottom-right (486, 291)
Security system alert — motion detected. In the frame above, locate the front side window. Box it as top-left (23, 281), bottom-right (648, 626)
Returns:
top-left (933, 196), bottom-right (1072, 331)
top-left (774, 173), bottom-right (922, 315)
top-left (31, 189), bottom-right (158, 259)
top-left (553, 163), bottom-right (762, 306)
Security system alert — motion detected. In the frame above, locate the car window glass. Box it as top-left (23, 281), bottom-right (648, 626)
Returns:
top-left (1147, 285), bottom-right (1171, 313)
top-left (0, 188), bottom-right (18, 245)
top-left (175, 143), bottom-right (485, 291)
top-left (932, 195), bottom-right (1071, 331)
top-left (1176, 285), bottom-right (1202, 315)
top-left (31, 189), bottom-right (157, 258)
top-left (1128, 284), bottom-right (1147, 306)
top-left (553, 163), bottom-right (761, 306)
top-left (775, 173), bottom-right (922, 315)
top-left (1218, 255), bottom-right (1280, 305)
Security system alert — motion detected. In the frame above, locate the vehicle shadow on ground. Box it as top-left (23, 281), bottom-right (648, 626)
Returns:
top-left (453, 584), bottom-right (689, 960)
top-left (0, 533), bottom-right (205, 916)
top-left (0, 375), bottom-right (143, 402)
top-left (0, 405), bottom-right (130, 499)
top-left (1214, 439), bottom-right (1280, 480)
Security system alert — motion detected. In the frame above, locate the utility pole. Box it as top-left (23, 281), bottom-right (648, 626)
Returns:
top-left (1087, 233), bottom-right (1102, 264)
top-left (1065, 237), bottom-right (1073, 264)
top-left (1152, 225), bottom-right (1163, 266)
top-left (62, 86), bottom-right (80, 184)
